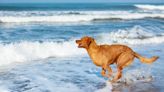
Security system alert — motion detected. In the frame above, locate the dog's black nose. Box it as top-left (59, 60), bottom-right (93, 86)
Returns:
top-left (76, 40), bottom-right (80, 43)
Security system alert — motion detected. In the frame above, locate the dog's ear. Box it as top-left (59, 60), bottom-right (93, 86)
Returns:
top-left (86, 37), bottom-right (93, 48)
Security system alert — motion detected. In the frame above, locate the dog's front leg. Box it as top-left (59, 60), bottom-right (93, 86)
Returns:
top-left (107, 66), bottom-right (113, 77)
top-left (101, 68), bottom-right (107, 77)
top-left (101, 65), bottom-right (109, 78)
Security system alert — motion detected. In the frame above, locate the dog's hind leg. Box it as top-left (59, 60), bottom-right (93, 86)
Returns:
top-left (111, 67), bottom-right (122, 82)
top-left (116, 52), bottom-right (135, 68)
top-left (112, 52), bottom-right (135, 82)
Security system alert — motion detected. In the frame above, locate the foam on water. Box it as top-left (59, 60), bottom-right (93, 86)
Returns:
top-left (0, 87), bottom-right (10, 92)
top-left (0, 3), bottom-right (163, 92)
top-left (96, 26), bottom-right (164, 45)
top-left (0, 40), bottom-right (86, 66)
top-left (0, 56), bottom-right (113, 92)
top-left (0, 11), bottom-right (128, 16)
top-left (0, 26), bottom-right (163, 66)
top-left (0, 11), bottom-right (163, 23)
top-left (135, 4), bottom-right (164, 10)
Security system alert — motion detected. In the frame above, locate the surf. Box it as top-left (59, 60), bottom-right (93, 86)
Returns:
top-left (0, 40), bottom-right (86, 66)
top-left (96, 26), bottom-right (164, 45)
top-left (0, 11), bottom-right (163, 23)
top-left (135, 4), bottom-right (164, 10)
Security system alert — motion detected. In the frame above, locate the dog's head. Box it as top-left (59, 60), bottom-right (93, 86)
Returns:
top-left (76, 36), bottom-right (94, 49)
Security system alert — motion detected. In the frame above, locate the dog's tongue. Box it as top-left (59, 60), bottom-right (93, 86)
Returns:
top-left (78, 44), bottom-right (83, 48)
top-left (78, 45), bottom-right (81, 48)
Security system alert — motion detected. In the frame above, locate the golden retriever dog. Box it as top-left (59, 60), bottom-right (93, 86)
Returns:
top-left (76, 36), bottom-right (159, 82)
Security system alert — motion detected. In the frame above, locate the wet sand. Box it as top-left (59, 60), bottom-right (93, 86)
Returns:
top-left (112, 81), bottom-right (160, 92)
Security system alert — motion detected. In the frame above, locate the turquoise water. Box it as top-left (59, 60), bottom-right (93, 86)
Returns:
top-left (0, 3), bottom-right (139, 10)
top-left (0, 3), bottom-right (163, 92)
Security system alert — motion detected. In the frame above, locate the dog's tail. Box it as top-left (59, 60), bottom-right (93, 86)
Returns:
top-left (134, 52), bottom-right (159, 64)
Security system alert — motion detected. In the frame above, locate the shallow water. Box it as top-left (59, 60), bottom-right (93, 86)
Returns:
top-left (0, 3), bottom-right (163, 92)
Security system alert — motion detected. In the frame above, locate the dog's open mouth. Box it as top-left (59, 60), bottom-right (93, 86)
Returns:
top-left (78, 44), bottom-right (84, 48)
top-left (76, 40), bottom-right (83, 48)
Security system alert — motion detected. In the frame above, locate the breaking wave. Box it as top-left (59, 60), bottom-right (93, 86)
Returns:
top-left (96, 26), bottom-right (164, 45)
top-left (0, 26), bottom-right (163, 66)
top-left (0, 40), bottom-right (86, 66)
top-left (0, 11), bottom-right (163, 23)
top-left (135, 4), bottom-right (164, 10)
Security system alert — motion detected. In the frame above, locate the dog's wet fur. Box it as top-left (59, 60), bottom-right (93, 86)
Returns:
top-left (76, 36), bottom-right (159, 82)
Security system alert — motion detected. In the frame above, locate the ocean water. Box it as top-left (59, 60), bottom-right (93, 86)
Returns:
top-left (0, 3), bottom-right (164, 92)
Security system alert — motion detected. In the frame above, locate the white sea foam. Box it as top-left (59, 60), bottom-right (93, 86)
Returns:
top-left (135, 4), bottom-right (164, 10)
top-left (0, 87), bottom-right (10, 92)
top-left (96, 26), bottom-right (164, 45)
top-left (0, 11), bottom-right (163, 23)
top-left (0, 26), bottom-right (163, 66)
top-left (0, 11), bottom-right (127, 16)
top-left (0, 56), bottom-right (113, 92)
top-left (0, 40), bottom-right (86, 66)
top-left (0, 81), bottom-right (10, 92)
